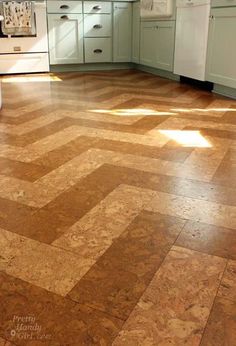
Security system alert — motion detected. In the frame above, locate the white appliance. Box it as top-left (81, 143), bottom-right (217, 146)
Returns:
top-left (174, 0), bottom-right (211, 81)
top-left (0, 0), bottom-right (49, 74)
top-left (141, 0), bottom-right (173, 19)
top-left (0, 80), bottom-right (2, 109)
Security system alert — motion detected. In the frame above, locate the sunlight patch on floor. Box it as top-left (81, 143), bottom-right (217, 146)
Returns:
top-left (1, 74), bottom-right (62, 84)
top-left (171, 108), bottom-right (236, 113)
top-left (159, 130), bottom-right (212, 148)
top-left (90, 109), bottom-right (177, 116)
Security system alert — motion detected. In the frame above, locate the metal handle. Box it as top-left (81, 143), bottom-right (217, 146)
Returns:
top-left (94, 49), bottom-right (103, 54)
top-left (209, 15), bottom-right (214, 19)
top-left (93, 24), bottom-right (103, 29)
top-left (60, 15), bottom-right (69, 20)
top-left (60, 5), bottom-right (69, 9)
top-left (93, 5), bottom-right (101, 10)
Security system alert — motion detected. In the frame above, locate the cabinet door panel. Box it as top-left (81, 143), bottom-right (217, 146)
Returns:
top-left (154, 21), bottom-right (175, 71)
top-left (206, 8), bottom-right (236, 88)
top-left (140, 21), bottom-right (175, 71)
top-left (48, 14), bottom-right (83, 64)
top-left (113, 2), bottom-right (132, 62)
top-left (140, 22), bottom-right (156, 67)
top-left (132, 2), bottom-right (140, 63)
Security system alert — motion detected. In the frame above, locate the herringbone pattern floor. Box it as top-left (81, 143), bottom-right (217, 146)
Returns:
top-left (0, 70), bottom-right (236, 345)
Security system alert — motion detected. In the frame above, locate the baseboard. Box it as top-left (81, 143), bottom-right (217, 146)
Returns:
top-left (213, 84), bottom-right (236, 100)
top-left (50, 63), bottom-right (236, 101)
top-left (50, 63), bottom-right (135, 73)
top-left (50, 63), bottom-right (180, 82)
top-left (135, 64), bottom-right (180, 81)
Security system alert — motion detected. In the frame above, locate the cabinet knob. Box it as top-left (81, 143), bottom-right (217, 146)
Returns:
top-left (60, 5), bottom-right (69, 9)
top-left (60, 15), bottom-right (69, 20)
top-left (93, 5), bottom-right (102, 10)
top-left (93, 24), bottom-right (103, 29)
top-left (209, 15), bottom-right (214, 19)
top-left (94, 49), bottom-right (103, 54)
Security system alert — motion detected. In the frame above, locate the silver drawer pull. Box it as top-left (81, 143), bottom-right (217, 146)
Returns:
top-left (93, 5), bottom-right (101, 10)
top-left (94, 49), bottom-right (103, 54)
top-left (93, 24), bottom-right (103, 29)
top-left (60, 5), bottom-right (69, 9)
top-left (60, 15), bottom-right (69, 20)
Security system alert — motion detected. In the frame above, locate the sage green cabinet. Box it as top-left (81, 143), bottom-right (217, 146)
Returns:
top-left (140, 22), bottom-right (156, 66)
top-left (113, 2), bottom-right (132, 62)
top-left (132, 2), bottom-right (140, 63)
top-left (140, 21), bottom-right (175, 71)
top-left (206, 8), bottom-right (236, 88)
top-left (48, 14), bottom-right (84, 64)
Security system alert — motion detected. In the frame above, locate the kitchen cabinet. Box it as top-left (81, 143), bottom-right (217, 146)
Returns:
top-left (113, 2), bottom-right (132, 62)
top-left (48, 14), bottom-right (84, 64)
top-left (140, 21), bottom-right (175, 71)
top-left (84, 38), bottom-right (112, 63)
top-left (84, 14), bottom-right (112, 38)
top-left (83, 1), bottom-right (112, 14)
top-left (84, 2), bottom-right (112, 63)
top-left (132, 2), bottom-right (140, 63)
top-left (206, 8), bottom-right (236, 88)
top-left (47, 1), bottom-right (82, 14)
top-left (140, 22), bottom-right (156, 66)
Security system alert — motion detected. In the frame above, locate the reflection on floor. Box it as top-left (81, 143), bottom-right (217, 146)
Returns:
top-left (0, 70), bottom-right (236, 345)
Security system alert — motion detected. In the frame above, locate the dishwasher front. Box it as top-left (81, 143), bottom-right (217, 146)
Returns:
top-left (174, 0), bottom-right (211, 81)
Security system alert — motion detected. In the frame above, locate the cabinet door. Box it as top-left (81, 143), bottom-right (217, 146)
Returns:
top-left (206, 8), bottom-right (236, 88)
top-left (48, 14), bottom-right (83, 65)
top-left (140, 22), bottom-right (156, 67)
top-left (154, 21), bottom-right (175, 71)
top-left (113, 2), bottom-right (132, 62)
top-left (132, 2), bottom-right (140, 63)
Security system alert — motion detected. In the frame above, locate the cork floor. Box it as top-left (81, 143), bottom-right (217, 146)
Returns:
top-left (0, 70), bottom-right (236, 345)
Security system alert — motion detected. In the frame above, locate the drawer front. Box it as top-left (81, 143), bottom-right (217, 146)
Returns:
top-left (83, 1), bottom-right (112, 14)
top-left (47, 1), bottom-right (82, 14)
top-left (0, 53), bottom-right (49, 74)
top-left (211, 0), bottom-right (236, 7)
top-left (84, 38), bottom-right (112, 63)
top-left (84, 14), bottom-right (112, 37)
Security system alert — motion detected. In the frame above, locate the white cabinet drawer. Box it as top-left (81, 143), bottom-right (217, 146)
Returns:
top-left (47, 1), bottom-right (82, 14)
top-left (84, 14), bottom-right (112, 37)
top-left (83, 1), bottom-right (112, 14)
top-left (84, 38), bottom-right (112, 63)
top-left (0, 53), bottom-right (49, 74)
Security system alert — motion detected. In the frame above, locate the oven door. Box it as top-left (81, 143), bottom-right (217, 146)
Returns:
top-left (0, 1), bottom-right (48, 54)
